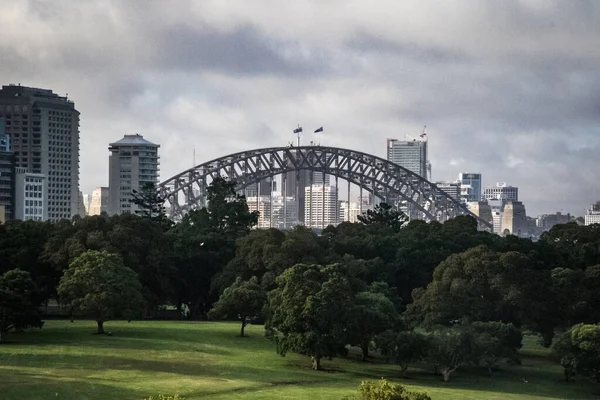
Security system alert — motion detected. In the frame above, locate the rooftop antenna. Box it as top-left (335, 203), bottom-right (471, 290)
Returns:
top-left (193, 148), bottom-right (196, 167)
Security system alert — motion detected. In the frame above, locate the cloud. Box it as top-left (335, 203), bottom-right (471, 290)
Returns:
top-left (1, 0), bottom-right (599, 216)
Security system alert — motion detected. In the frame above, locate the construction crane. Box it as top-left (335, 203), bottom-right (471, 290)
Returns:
top-left (419, 125), bottom-right (427, 139)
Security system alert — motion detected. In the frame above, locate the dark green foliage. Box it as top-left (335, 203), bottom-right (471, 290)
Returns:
top-left (471, 321), bottom-right (523, 376)
top-left (552, 323), bottom-right (600, 382)
top-left (170, 177), bottom-right (258, 317)
top-left (376, 330), bottom-right (428, 376)
top-left (357, 203), bottom-right (408, 232)
top-left (130, 182), bottom-right (169, 224)
top-left (348, 378), bottom-right (431, 400)
top-left (0, 220), bottom-right (56, 304)
top-left (43, 214), bottom-right (174, 313)
top-left (266, 263), bottom-right (353, 370)
top-left (208, 276), bottom-right (265, 336)
top-left (406, 246), bottom-right (559, 345)
top-left (347, 290), bottom-right (398, 360)
top-left (423, 327), bottom-right (478, 381)
top-left (0, 269), bottom-right (41, 341)
top-left (58, 250), bottom-right (144, 333)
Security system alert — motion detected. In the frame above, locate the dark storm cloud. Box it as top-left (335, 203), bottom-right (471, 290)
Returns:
top-left (347, 34), bottom-right (469, 64)
top-left (155, 25), bottom-right (331, 77)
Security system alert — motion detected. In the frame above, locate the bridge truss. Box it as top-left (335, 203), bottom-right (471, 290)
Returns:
top-left (158, 146), bottom-right (492, 230)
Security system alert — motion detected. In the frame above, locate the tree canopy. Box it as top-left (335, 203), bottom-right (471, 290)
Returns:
top-left (58, 250), bottom-right (144, 333)
top-left (266, 263), bottom-right (353, 370)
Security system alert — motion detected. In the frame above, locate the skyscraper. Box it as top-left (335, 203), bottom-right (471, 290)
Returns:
top-left (458, 173), bottom-right (482, 203)
top-left (0, 84), bottom-right (80, 221)
top-left (386, 138), bottom-right (428, 178)
top-left (304, 184), bottom-right (338, 229)
top-left (108, 134), bottom-right (160, 215)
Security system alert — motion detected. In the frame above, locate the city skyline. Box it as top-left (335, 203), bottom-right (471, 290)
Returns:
top-left (2, 1), bottom-right (599, 216)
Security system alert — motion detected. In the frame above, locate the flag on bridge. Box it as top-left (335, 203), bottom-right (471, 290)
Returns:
top-left (293, 126), bottom-right (303, 134)
top-left (314, 126), bottom-right (323, 133)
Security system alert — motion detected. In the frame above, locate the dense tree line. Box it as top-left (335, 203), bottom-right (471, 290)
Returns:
top-left (2, 178), bottom-right (600, 381)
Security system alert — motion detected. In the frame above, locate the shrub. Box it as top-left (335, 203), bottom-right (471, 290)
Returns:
top-left (343, 378), bottom-right (431, 400)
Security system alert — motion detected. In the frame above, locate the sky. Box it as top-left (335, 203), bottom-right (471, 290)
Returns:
top-left (1, 0), bottom-right (599, 216)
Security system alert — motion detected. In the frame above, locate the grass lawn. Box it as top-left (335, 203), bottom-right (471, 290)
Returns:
top-left (0, 320), bottom-right (598, 400)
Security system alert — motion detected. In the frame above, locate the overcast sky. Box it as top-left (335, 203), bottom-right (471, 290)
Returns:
top-left (2, 0), bottom-right (599, 216)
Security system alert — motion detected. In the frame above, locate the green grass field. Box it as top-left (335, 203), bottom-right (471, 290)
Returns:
top-left (0, 320), bottom-right (598, 400)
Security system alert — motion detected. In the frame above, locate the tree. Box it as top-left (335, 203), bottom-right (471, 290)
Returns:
top-left (351, 378), bottom-right (431, 400)
top-left (0, 269), bottom-right (40, 341)
top-left (553, 323), bottom-right (600, 382)
top-left (265, 263), bottom-right (353, 370)
top-left (471, 322), bottom-right (523, 376)
top-left (130, 182), bottom-right (168, 222)
top-left (169, 178), bottom-right (259, 317)
top-left (348, 291), bottom-right (398, 360)
top-left (376, 330), bottom-right (428, 377)
top-left (357, 203), bottom-right (408, 232)
top-left (207, 276), bottom-right (265, 337)
top-left (58, 250), bottom-right (144, 334)
top-left (205, 177), bottom-right (259, 234)
top-left (424, 327), bottom-right (477, 381)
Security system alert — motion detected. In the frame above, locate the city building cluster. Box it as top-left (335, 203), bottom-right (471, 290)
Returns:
top-left (0, 83), bottom-right (597, 236)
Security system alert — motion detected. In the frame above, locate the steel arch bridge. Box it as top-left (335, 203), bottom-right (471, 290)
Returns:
top-left (158, 146), bottom-right (492, 230)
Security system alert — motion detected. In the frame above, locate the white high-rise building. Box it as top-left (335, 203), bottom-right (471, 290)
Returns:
top-left (585, 201), bottom-right (600, 226)
top-left (339, 200), bottom-right (361, 223)
top-left (108, 134), bottom-right (159, 215)
top-left (89, 187), bottom-right (109, 216)
top-left (0, 84), bottom-right (80, 221)
top-left (247, 195), bottom-right (273, 229)
top-left (14, 168), bottom-right (47, 221)
top-left (304, 184), bottom-right (339, 228)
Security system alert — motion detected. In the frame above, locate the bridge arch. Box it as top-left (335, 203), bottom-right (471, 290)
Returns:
top-left (158, 146), bottom-right (492, 229)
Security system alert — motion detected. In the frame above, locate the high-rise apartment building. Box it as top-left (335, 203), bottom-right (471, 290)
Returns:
top-left (89, 187), bottom-right (109, 216)
top-left (108, 134), bottom-right (160, 215)
top-left (246, 195), bottom-right (273, 229)
top-left (304, 184), bottom-right (338, 229)
top-left (459, 173), bottom-right (482, 203)
top-left (386, 138), bottom-right (428, 178)
top-left (0, 84), bottom-right (79, 221)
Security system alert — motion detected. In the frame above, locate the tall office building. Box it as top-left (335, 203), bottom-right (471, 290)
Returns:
top-left (0, 118), bottom-right (14, 220)
top-left (459, 173), bottom-right (482, 203)
top-left (386, 138), bottom-right (428, 178)
top-left (89, 187), bottom-right (109, 216)
top-left (0, 84), bottom-right (79, 221)
top-left (483, 182), bottom-right (518, 203)
top-left (108, 134), bottom-right (160, 215)
top-left (304, 184), bottom-right (338, 228)
top-left (435, 181), bottom-right (461, 201)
